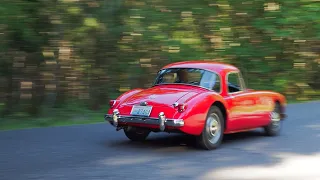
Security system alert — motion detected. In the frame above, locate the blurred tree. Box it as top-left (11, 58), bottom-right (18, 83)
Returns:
top-left (0, 0), bottom-right (319, 117)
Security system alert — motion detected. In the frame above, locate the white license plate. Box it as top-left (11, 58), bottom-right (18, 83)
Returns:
top-left (130, 105), bottom-right (153, 116)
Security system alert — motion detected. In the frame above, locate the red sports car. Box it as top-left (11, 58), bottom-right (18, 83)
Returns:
top-left (104, 61), bottom-right (287, 150)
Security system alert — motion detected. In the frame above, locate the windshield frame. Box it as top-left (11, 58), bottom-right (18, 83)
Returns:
top-left (152, 67), bottom-right (222, 93)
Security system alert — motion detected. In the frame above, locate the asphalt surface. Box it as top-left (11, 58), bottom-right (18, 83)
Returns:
top-left (0, 101), bottom-right (320, 180)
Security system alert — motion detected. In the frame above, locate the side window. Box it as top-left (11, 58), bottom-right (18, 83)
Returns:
top-left (200, 71), bottom-right (221, 92)
top-left (227, 72), bottom-right (243, 93)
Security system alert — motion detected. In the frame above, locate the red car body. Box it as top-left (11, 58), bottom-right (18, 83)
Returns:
top-left (104, 61), bottom-right (287, 150)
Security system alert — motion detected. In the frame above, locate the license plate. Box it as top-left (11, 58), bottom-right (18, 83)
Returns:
top-left (130, 105), bottom-right (153, 116)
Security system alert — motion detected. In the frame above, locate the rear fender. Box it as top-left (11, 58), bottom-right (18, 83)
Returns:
top-left (175, 92), bottom-right (228, 135)
top-left (255, 91), bottom-right (287, 120)
top-left (108, 88), bottom-right (143, 113)
top-left (258, 91), bottom-right (287, 111)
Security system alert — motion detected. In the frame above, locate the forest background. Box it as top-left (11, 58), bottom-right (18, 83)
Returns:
top-left (0, 0), bottom-right (319, 129)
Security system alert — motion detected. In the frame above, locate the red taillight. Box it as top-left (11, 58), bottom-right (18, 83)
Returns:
top-left (109, 100), bottom-right (117, 108)
top-left (177, 103), bottom-right (187, 112)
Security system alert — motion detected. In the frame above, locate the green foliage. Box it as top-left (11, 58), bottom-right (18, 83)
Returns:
top-left (0, 0), bottom-right (319, 120)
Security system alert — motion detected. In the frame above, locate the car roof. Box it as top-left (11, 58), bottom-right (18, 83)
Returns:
top-left (161, 60), bottom-right (239, 74)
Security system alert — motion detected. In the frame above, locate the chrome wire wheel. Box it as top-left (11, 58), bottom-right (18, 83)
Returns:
top-left (270, 111), bottom-right (281, 131)
top-left (197, 105), bottom-right (224, 150)
top-left (264, 103), bottom-right (282, 136)
top-left (205, 113), bottom-right (222, 145)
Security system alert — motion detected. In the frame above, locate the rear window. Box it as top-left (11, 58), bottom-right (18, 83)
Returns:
top-left (154, 68), bottom-right (221, 92)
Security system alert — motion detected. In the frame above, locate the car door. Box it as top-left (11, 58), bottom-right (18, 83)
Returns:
top-left (223, 71), bottom-right (258, 131)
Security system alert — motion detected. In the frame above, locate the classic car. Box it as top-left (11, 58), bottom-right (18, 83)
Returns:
top-left (104, 61), bottom-right (287, 150)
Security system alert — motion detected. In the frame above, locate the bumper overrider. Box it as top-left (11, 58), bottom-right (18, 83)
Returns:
top-left (104, 109), bottom-right (184, 131)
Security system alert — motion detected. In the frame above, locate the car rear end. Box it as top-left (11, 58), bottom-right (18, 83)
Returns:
top-left (104, 104), bottom-right (186, 132)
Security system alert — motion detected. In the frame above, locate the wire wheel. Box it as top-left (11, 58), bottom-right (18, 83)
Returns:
top-left (197, 105), bottom-right (224, 150)
top-left (270, 111), bottom-right (281, 131)
top-left (264, 103), bottom-right (282, 136)
top-left (205, 113), bottom-right (222, 145)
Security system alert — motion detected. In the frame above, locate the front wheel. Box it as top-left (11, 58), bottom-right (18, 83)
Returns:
top-left (124, 126), bottom-right (150, 141)
top-left (264, 102), bottom-right (282, 136)
top-left (196, 106), bottom-right (225, 150)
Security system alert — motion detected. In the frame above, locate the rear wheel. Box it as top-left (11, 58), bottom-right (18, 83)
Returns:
top-left (264, 102), bottom-right (282, 136)
top-left (197, 106), bottom-right (224, 150)
top-left (124, 126), bottom-right (150, 141)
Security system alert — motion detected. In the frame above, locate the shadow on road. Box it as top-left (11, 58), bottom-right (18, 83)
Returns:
top-left (106, 129), bottom-right (267, 152)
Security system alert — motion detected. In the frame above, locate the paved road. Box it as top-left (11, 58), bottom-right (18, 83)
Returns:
top-left (0, 101), bottom-right (319, 180)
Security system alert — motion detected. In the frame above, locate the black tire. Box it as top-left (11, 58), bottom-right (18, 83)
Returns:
top-left (196, 106), bottom-right (225, 150)
top-left (264, 102), bottom-right (282, 136)
top-left (124, 126), bottom-right (150, 141)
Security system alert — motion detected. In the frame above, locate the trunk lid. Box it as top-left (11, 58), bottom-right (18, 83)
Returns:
top-left (122, 86), bottom-right (200, 107)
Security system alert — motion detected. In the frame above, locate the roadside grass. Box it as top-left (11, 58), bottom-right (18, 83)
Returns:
top-left (1, 97), bottom-right (319, 131)
top-left (287, 98), bottom-right (320, 104)
top-left (0, 104), bottom-right (107, 131)
top-left (0, 113), bottom-right (104, 131)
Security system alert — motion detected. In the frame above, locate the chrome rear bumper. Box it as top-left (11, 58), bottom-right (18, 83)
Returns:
top-left (104, 110), bottom-right (184, 131)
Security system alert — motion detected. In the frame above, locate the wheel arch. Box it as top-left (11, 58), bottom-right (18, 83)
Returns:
top-left (274, 98), bottom-right (286, 119)
top-left (108, 88), bottom-right (144, 114)
top-left (211, 101), bottom-right (227, 131)
top-left (272, 92), bottom-right (287, 115)
top-left (177, 92), bottom-right (228, 135)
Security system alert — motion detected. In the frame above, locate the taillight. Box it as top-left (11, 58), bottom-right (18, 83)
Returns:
top-left (173, 102), bottom-right (187, 112)
top-left (177, 103), bottom-right (187, 112)
top-left (109, 100), bottom-right (117, 108)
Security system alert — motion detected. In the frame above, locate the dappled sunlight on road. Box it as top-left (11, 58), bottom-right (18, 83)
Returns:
top-left (198, 152), bottom-right (320, 180)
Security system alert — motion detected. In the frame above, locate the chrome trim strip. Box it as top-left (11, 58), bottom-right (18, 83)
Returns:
top-left (104, 114), bottom-right (184, 127)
